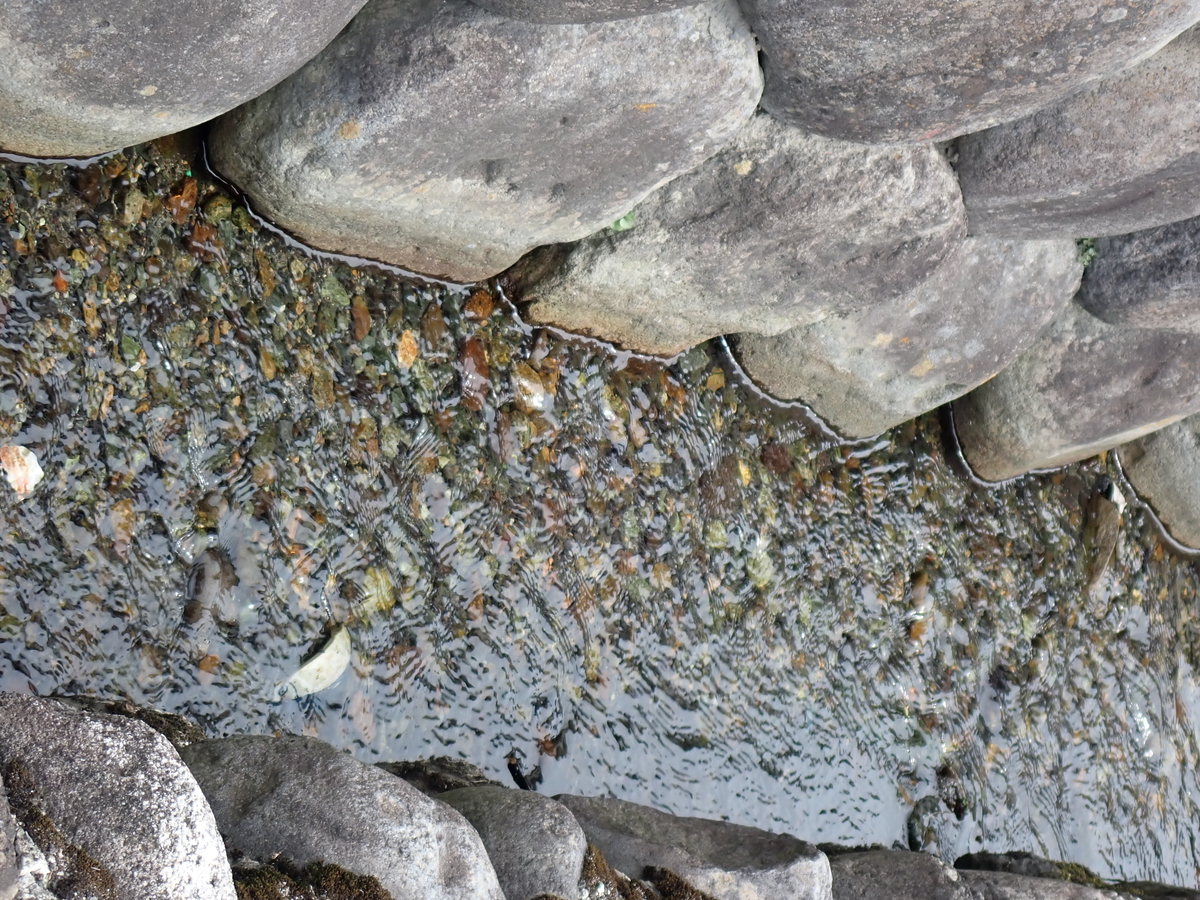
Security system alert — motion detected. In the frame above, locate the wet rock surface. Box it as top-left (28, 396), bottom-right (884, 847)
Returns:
top-left (957, 871), bottom-right (1117, 900)
top-left (556, 794), bottom-right (832, 900)
top-left (828, 848), bottom-right (978, 900)
top-left (180, 734), bottom-right (505, 900)
top-left (734, 237), bottom-right (1081, 438)
top-left (0, 773), bottom-right (14, 900)
top-left (953, 302), bottom-right (1200, 481)
top-left (0, 0), bottom-right (369, 157)
top-left (512, 111), bottom-right (964, 355)
top-left (209, 0), bottom-right (761, 283)
top-left (0, 692), bottom-right (234, 900)
top-left (955, 852), bottom-right (1107, 886)
top-left (468, 0), bottom-right (704, 22)
top-left (1077, 216), bottom-right (1200, 331)
top-left (1119, 416), bottom-right (1200, 549)
top-left (738, 0), bottom-right (1200, 143)
top-left (957, 25), bottom-right (1200, 239)
top-left (439, 786), bottom-right (586, 900)
top-left (377, 757), bottom-right (502, 796)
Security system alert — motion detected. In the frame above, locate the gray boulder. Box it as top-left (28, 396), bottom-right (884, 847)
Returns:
top-left (555, 794), bottom-right (832, 900)
top-left (469, 0), bottom-right (703, 22)
top-left (180, 734), bottom-right (505, 900)
top-left (1119, 416), bottom-right (1200, 549)
top-left (735, 237), bottom-right (1081, 438)
top-left (0, 0), bottom-right (368, 157)
top-left (1078, 217), bottom-right (1200, 331)
top-left (439, 786), bottom-right (586, 900)
top-left (737, 0), bottom-right (1200, 144)
top-left (958, 25), bottom-right (1200, 238)
top-left (958, 871), bottom-right (1118, 900)
top-left (0, 692), bottom-right (234, 900)
top-left (209, 0), bottom-right (762, 283)
top-left (0, 773), bottom-right (14, 900)
top-left (828, 848), bottom-right (979, 900)
top-left (952, 302), bottom-right (1200, 481)
top-left (511, 110), bottom-right (965, 356)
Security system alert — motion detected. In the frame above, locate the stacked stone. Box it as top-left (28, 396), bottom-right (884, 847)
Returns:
top-left (8, 0), bottom-right (1200, 537)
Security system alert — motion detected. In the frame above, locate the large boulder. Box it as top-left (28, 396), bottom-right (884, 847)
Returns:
top-left (737, 0), bottom-right (1200, 144)
top-left (509, 110), bottom-right (965, 355)
top-left (1077, 216), bottom-right (1200, 331)
top-left (958, 25), bottom-right (1200, 239)
top-left (180, 734), bottom-right (505, 900)
top-left (0, 692), bottom-right (234, 900)
top-left (439, 786), bottom-right (586, 900)
top-left (827, 848), bottom-right (979, 900)
top-left (0, 0), bottom-right (368, 157)
top-left (208, 0), bottom-right (762, 283)
top-left (734, 237), bottom-right (1082, 438)
top-left (957, 871), bottom-right (1114, 900)
top-left (1119, 416), bottom-right (1200, 549)
top-left (468, 0), bottom-right (704, 22)
top-left (952, 302), bottom-right (1200, 481)
top-left (555, 794), bottom-right (832, 900)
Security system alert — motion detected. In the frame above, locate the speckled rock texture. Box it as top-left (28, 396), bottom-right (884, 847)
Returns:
top-left (1077, 216), bottom-right (1200, 331)
top-left (734, 237), bottom-right (1082, 438)
top-left (468, 0), bottom-right (704, 22)
top-left (510, 111), bottom-right (964, 356)
top-left (439, 786), bottom-right (586, 900)
top-left (0, 773), bottom-right (14, 900)
top-left (737, 0), bottom-right (1200, 144)
top-left (556, 794), bottom-right (832, 900)
top-left (828, 848), bottom-right (980, 900)
top-left (209, 0), bottom-right (762, 283)
top-left (958, 25), bottom-right (1200, 238)
top-left (952, 302), bottom-right (1200, 481)
top-left (180, 734), bottom-right (505, 900)
top-left (0, 0), bottom-right (369, 158)
top-left (1119, 416), bottom-right (1200, 549)
top-left (957, 871), bottom-right (1117, 900)
top-left (0, 692), bottom-right (235, 900)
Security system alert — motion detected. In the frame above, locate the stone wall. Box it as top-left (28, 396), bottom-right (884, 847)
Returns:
top-left (7, 0), bottom-right (1200, 542)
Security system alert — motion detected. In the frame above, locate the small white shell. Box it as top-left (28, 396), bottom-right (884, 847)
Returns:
top-left (0, 445), bottom-right (44, 498)
top-left (276, 626), bottom-right (351, 700)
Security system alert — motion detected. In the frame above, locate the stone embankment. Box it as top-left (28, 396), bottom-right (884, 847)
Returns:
top-left (2, 693), bottom-right (1198, 900)
top-left (6, 0), bottom-right (1200, 533)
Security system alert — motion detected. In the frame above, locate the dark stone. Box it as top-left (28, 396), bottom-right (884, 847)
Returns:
top-left (1119, 416), bottom-right (1200, 549)
top-left (180, 734), bottom-right (505, 900)
top-left (958, 25), bottom-right (1200, 238)
top-left (952, 302), bottom-right (1200, 481)
top-left (734, 237), bottom-right (1081, 438)
top-left (0, 0), bottom-right (369, 157)
top-left (954, 852), bottom-right (1103, 886)
top-left (829, 849), bottom-right (979, 900)
top-left (376, 756), bottom-right (501, 796)
top-left (1078, 217), bottom-right (1200, 331)
top-left (555, 794), bottom-right (831, 900)
top-left (439, 786), bottom-right (586, 900)
top-left (209, 0), bottom-right (761, 282)
top-left (0, 692), bottom-right (234, 900)
top-left (48, 695), bottom-right (206, 752)
top-left (511, 110), bottom-right (964, 355)
top-left (469, 0), bottom-right (703, 23)
top-left (738, 0), bottom-right (1200, 143)
top-left (0, 772), bottom-right (14, 900)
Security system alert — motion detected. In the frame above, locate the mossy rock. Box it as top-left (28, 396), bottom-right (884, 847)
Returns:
top-left (232, 856), bottom-right (392, 900)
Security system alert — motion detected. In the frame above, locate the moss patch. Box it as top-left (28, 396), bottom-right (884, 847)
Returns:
top-left (232, 856), bottom-right (393, 900)
top-left (644, 866), bottom-right (718, 900)
top-left (581, 844), bottom-right (652, 900)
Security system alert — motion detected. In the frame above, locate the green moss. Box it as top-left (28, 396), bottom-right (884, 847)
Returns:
top-left (644, 867), bottom-right (718, 900)
top-left (232, 857), bottom-right (393, 900)
top-left (1053, 861), bottom-right (1106, 889)
top-left (581, 844), bottom-right (652, 900)
top-left (1076, 237), bottom-right (1096, 267)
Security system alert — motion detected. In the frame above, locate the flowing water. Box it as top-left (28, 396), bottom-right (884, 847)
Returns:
top-left (1, 137), bottom-right (1199, 885)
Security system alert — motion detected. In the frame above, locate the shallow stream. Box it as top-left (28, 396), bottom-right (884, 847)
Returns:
top-left (1, 138), bottom-right (1198, 885)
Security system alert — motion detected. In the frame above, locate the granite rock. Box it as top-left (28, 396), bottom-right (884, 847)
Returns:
top-left (468, 0), bottom-right (704, 22)
top-left (958, 25), bottom-right (1200, 238)
top-left (209, 0), bottom-right (762, 283)
top-left (958, 871), bottom-right (1117, 900)
top-left (829, 849), bottom-right (980, 900)
top-left (440, 786), bottom-right (586, 900)
top-left (735, 237), bottom-right (1081, 438)
top-left (1078, 216), bottom-right (1200, 331)
top-left (1119, 416), bottom-right (1200, 549)
top-left (180, 734), bottom-right (505, 900)
top-left (738, 0), bottom-right (1200, 143)
top-left (511, 111), bottom-right (964, 355)
top-left (555, 794), bottom-right (832, 900)
top-left (952, 302), bottom-right (1200, 481)
top-left (0, 692), bottom-right (234, 900)
top-left (0, 0), bottom-right (369, 157)
top-left (0, 773), bottom-right (14, 900)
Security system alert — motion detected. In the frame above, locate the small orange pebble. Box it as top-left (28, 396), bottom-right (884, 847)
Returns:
top-left (463, 289), bottom-right (495, 321)
top-left (52, 271), bottom-right (68, 293)
top-left (198, 654), bottom-right (220, 674)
